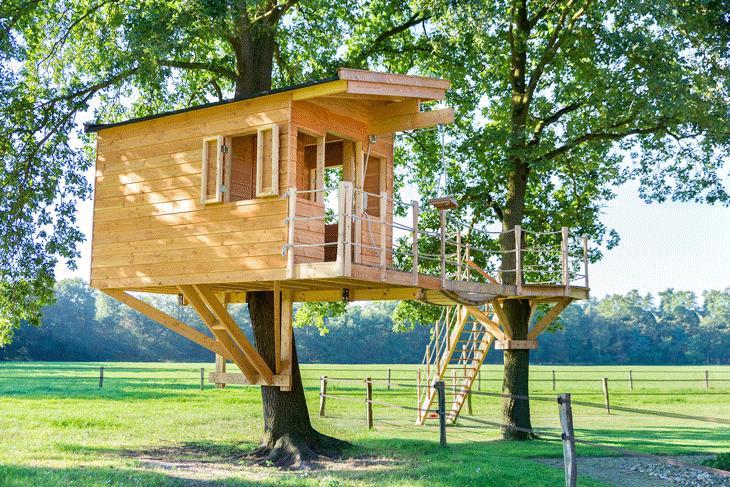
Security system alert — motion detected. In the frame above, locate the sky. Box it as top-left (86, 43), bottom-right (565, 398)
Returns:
top-left (56, 170), bottom-right (730, 300)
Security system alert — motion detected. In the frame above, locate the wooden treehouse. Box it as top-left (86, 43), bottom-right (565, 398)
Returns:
top-left (86, 68), bottom-right (589, 422)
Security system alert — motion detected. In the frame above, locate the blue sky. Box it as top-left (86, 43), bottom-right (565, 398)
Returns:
top-left (57, 172), bottom-right (729, 299)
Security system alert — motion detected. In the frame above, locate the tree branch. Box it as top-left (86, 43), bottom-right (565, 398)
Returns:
top-left (536, 120), bottom-right (673, 162)
top-left (157, 59), bottom-right (237, 82)
top-left (526, 0), bottom-right (591, 103)
top-left (529, 99), bottom-right (585, 144)
top-left (528, 0), bottom-right (562, 29)
top-left (348, 12), bottom-right (431, 66)
top-left (252, 0), bottom-right (300, 24)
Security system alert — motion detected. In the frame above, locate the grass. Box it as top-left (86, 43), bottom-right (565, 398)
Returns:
top-left (0, 362), bottom-right (728, 486)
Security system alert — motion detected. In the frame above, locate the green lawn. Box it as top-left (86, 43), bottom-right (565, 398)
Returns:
top-left (0, 362), bottom-right (728, 486)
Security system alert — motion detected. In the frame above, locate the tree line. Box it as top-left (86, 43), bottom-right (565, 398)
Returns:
top-left (1, 279), bottom-right (727, 365)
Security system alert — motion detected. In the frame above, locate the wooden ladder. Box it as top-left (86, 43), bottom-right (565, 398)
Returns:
top-left (417, 304), bottom-right (497, 425)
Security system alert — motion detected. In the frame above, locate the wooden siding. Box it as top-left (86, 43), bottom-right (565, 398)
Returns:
top-left (91, 94), bottom-right (291, 289)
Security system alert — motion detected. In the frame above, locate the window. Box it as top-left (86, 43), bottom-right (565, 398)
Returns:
top-left (255, 124), bottom-right (279, 197)
top-left (200, 124), bottom-right (280, 205)
top-left (201, 136), bottom-right (224, 204)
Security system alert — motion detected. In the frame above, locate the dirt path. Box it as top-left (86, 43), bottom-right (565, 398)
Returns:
top-left (534, 455), bottom-right (729, 486)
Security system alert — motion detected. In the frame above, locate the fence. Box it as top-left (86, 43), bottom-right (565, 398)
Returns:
top-left (315, 374), bottom-right (730, 487)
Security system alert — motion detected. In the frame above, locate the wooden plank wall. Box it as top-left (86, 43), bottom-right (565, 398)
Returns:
top-left (91, 94), bottom-right (291, 289)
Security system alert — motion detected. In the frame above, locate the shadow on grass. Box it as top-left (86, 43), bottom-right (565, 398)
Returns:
top-left (43, 436), bottom-right (583, 487)
top-left (573, 426), bottom-right (730, 454)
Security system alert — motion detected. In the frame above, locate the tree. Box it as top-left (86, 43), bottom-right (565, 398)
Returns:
top-left (399, 0), bottom-right (729, 438)
top-left (1, 0), bottom-right (432, 467)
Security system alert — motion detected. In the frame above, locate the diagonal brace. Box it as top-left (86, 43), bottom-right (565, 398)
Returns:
top-left (193, 285), bottom-right (274, 385)
top-left (101, 289), bottom-right (233, 361)
top-left (178, 285), bottom-right (259, 384)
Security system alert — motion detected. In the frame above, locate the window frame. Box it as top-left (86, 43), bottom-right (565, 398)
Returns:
top-left (255, 124), bottom-right (280, 197)
top-left (201, 135), bottom-right (225, 205)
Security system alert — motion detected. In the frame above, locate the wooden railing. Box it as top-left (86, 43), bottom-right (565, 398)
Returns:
top-left (283, 185), bottom-right (590, 289)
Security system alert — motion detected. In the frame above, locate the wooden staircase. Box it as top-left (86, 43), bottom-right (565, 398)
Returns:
top-left (416, 303), bottom-right (498, 424)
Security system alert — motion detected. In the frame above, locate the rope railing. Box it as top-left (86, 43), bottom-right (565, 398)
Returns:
top-left (282, 183), bottom-right (589, 288)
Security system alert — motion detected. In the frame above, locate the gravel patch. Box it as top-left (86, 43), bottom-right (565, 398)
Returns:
top-left (534, 455), bottom-right (730, 486)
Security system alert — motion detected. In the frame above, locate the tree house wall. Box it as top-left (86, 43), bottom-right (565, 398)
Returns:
top-left (90, 94), bottom-right (292, 290)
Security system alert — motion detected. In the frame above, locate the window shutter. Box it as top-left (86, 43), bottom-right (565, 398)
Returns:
top-left (256, 124), bottom-right (280, 197)
top-left (201, 135), bottom-right (225, 204)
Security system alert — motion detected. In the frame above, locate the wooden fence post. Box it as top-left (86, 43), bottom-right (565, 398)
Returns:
top-left (602, 378), bottom-right (610, 414)
top-left (705, 370), bottom-right (710, 389)
top-left (552, 370), bottom-right (556, 391)
top-left (629, 370), bottom-right (633, 390)
top-left (319, 376), bottom-right (327, 417)
top-left (99, 366), bottom-right (104, 389)
top-left (200, 368), bottom-right (205, 390)
top-left (558, 393), bottom-right (578, 487)
top-left (366, 377), bottom-right (373, 430)
top-left (435, 381), bottom-right (447, 447)
top-left (387, 368), bottom-right (391, 391)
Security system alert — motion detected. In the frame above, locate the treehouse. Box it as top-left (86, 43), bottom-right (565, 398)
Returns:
top-left (86, 68), bottom-right (589, 423)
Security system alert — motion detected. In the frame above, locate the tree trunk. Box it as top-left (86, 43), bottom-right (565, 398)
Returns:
top-left (246, 291), bottom-right (349, 468)
top-left (499, 151), bottom-right (533, 439)
top-left (500, 299), bottom-right (533, 439)
top-left (234, 24), bottom-right (275, 98)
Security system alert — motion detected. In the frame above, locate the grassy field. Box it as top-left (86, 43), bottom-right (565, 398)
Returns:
top-left (0, 362), bottom-right (728, 486)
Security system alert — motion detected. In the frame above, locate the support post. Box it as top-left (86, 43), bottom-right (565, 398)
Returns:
top-left (478, 370), bottom-right (481, 391)
top-left (561, 226), bottom-right (570, 287)
top-left (417, 368), bottom-right (422, 408)
top-left (99, 366), bottom-right (104, 389)
top-left (602, 378), bottom-right (610, 414)
top-left (515, 225), bottom-right (522, 292)
top-left (705, 370), bottom-right (710, 389)
top-left (553, 370), bottom-right (556, 391)
top-left (412, 200), bottom-right (419, 277)
top-left (439, 209), bottom-right (447, 284)
top-left (366, 377), bottom-right (373, 430)
top-left (387, 368), bottom-right (391, 391)
top-left (200, 367), bottom-right (205, 391)
top-left (319, 376), bottom-right (327, 417)
top-left (286, 187), bottom-right (297, 279)
top-left (558, 394), bottom-right (577, 487)
top-left (435, 381), bottom-right (447, 447)
top-left (280, 290), bottom-right (293, 391)
top-left (582, 234), bottom-right (589, 288)
top-left (380, 191), bottom-right (387, 270)
top-left (456, 230), bottom-right (462, 279)
top-left (629, 370), bottom-right (633, 390)
top-left (467, 388), bottom-right (473, 415)
top-left (215, 354), bottom-right (226, 388)
top-left (465, 243), bottom-right (471, 281)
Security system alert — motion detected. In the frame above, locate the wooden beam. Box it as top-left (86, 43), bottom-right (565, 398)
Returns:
top-left (527, 298), bottom-right (572, 340)
top-left (178, 285), bottom-right (259, 383)
top-left (292, 287), bottom-right (421, 302)
top-left (291, 79), bottom-right (348, 100)
top-left (368, 108), bottom-right (454, 136)
top-left (280, 290), bottom-right (293, 391)
top-left (464, 306), bottom-right (506, 342)
top-left (273, 281), bottom-right (281, 374)
top-left (369, 99), bottom-right (420, 121)
top-left (495, 340), bottom-right (538, 350)
top-left (101, 289), bottom-right (232, 361)
top-left (491, 301), bottom-right (513, 339)
top-left (193, 284), bottom-right (274, 385)
top-left (337, 68), bottom-right (451, 89)
top-left (209, 372), bottom-right (291, 387)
